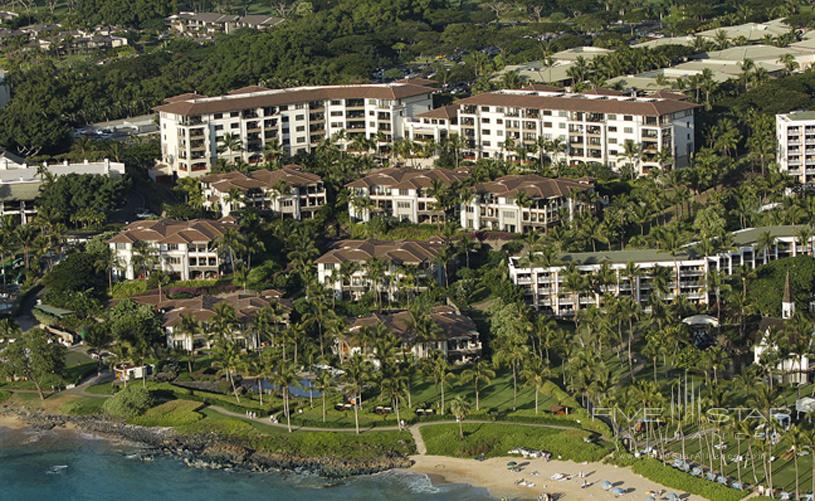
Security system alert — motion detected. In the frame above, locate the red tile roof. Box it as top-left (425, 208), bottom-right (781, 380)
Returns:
top-left (345, 167), bottom-right (469, 191)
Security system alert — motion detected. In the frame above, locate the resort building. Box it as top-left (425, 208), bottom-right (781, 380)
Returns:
top-left (152, 82), bottom-right (435, 178)
top-left (461, 174), bottom-right (594, 233)
top-left (405, 88), bottom-right (698, 175)
top-left (495, 47), bottom-right (614, 85)
top-left (340, 305), bottom-right (482, 364)
top-left (201, 165), bottom-right (326, 218)
top-left (509, 225), bottom-right (815, 317)
top-left (167, 12), bottom-right (284, 37)
top-left (753, 273), bottom-right (811, 384)
top-left (315, 239), bottom-right (443, 301)
top-left (776, 111), bottom-right (815, 184)
top-left (346, 167), bottom-right (470, 224)
top-left (131, 289), bottom-right (291, 352)
top-left (108, 218), bottom-right (235, 281)
top-left (0, 158), bottom-right (125, 225)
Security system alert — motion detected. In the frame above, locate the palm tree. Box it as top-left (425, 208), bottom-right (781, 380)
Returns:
top-left (449, 396), bottom-right (471, 439)
top-left (218, 133), bottom-right (243, 160)
top-left (270, 358), bottom-right (298, 432)
top-left (522, 357), bottom-right (549, 414)
top-left (212, 338), bottom-right (243, 403)
top-left (343, 353), bottom-right (372, 434)
top-left (381, 371), bottom-right (408, 427)
top-left (313, 369), bottom-right (333, 423)
top-left (459, 358), bottom-right (495, 411)
top-left (786, 425), bottom-right (806, 500)
top-left (176, 314), bottom-right (203, 372)
top-left (427, 352), bottom-right (453, 415)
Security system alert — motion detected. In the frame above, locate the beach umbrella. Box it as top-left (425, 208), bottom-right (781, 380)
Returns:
top-left (611, 487), bottom-right (626, 496)
top-left (506, 461), bottom-right (517, 468)
top-left (602, 480), bottom-right (613, 490)
top-left (665, 493), bottom-right (680, 501)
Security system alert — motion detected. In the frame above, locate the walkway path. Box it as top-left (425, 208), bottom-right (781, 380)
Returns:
top-left (208, 405), bottom-right (580, 455)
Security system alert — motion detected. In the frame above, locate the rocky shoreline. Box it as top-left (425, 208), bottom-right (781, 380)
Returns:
top-left (0, 408), bottom-right (412, 478)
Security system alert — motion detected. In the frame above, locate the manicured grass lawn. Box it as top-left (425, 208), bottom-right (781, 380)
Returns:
top-left (65, 350), bottom-right (94, 368)
top-left (86, 382), bottom-right (116, 395)
top-left (59, 396), bottom-right (106, 416)
top-left (129, 400), bottom-right (204, 427)
top-left (421, 422), bottom-right (611, 462)
top-left (177, 408), bottom-right (416, 460)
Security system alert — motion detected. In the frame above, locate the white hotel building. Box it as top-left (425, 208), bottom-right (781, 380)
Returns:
top-left (509, 225), bottom-right (814, 317)
top-left (153, 83), bottom-right (435, 178)
top-left (406, 88), bottom-right (698, 176)
top-left (776, 111), bottom-right (815, 184)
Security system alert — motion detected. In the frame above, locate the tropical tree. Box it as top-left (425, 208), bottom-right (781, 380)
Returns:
top-left (449, 396), bottom-right (471, 439)
top-left (343, 353), bottom-right (372, 434)
top-left (459, 358), bottom-right (495, 411)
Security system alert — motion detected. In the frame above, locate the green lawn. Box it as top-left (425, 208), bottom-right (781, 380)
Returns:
top-left (177, 408), bottom-right (416, 461)
top-left (421, 422), bottom-right (611, 462)
top-left (59, 396), bottom-right (106, 416)
top-left (129, 400), bottom-right (204, 427)
top-left (86, 382), bottom-right (116, 395)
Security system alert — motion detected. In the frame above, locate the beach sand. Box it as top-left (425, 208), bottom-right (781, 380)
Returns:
top-left (0, 413), bottom-right (27, 430)
top-left (410, 455), bottom-right (706, 500)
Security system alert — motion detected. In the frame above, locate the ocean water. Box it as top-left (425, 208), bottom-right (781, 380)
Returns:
top-left (0, 426), bottom-right (492, 501)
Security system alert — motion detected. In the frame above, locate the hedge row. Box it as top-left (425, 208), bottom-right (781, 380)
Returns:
top-left (631, 458), bottom-right (746, 501)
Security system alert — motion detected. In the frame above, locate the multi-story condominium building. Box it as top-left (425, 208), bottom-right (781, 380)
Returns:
top-left (776, 111), bottom-right (815, 184)
top-left (346, 167), bottom-right (470, 224)
top-left (341, 305), bottom-right (482, 364)
top-left (153, 82), bottom-right (435, 178)
top-left (109, 218), bottom-right (235, 282)
top-left (509, 225), bottom-right (815, 317)
top-left (200, 164), bottom-right (326, 218)
top-left (405, 88), bottom-right (697, 176)
top-left (0, 158), bottom-right (125, 225)
top-left (315, 239), bottom-right (443, 301)
top-left (131, 289), bottom-right (291, 352)
top-left (167, 12), bottom-right (284, 37)
top-left (461, 174), bottom-right (594, 233)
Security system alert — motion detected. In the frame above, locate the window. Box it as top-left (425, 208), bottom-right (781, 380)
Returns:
top-left (282, 116), bottom-right (289, 122)
top-left (296, 125), bottom-right (305, 132)
top-left (115, 243), bottom-right (127, 250)
top-left (624, 115), bottom-right (633, 121)
top-left (295, 104), bottom-right (304, 109)
top-left (481, 106), bottom-right (490, 112)
top-left (607, 114), bottom-right (616, 120)
top-left (482, 129), bottom-right (491, 136)
top-left (624, 127), bottom-right (633, 134)
top-left (543, 122), bottom-right (552, 128)
top-left (296, 137), bottom-right (305, 143)
top-left (214, 113), bottom-right (223, 119)
top-left (559, 123), bottom-right (566, 129)
top-left (295, 114), bottom-right (304, 121)
top-left (215, 125), bottom-right (223, 131)
top-left (482, 140), bottom-right (491, 147)
top-left (496, 119), bottom-right (503, 124)
top-left (608, 126), bottom-right (617, 132)
top-left (608, 138), bottom-right (617, 144)
top-left (481, 117), bottom-right (491, 124)
top-left (330, 100), bottom-right (341, 105)
top-left (330, 122), bottom-right (342, 128)
top-left (230, 123), bottom-right (239, 129)
top-left (397, 201), bottom-right (411, 209)
top-left (230, 112), bottom-right (240, 118)
top-left (330, 110), bottom-right (343, 117)
top-left (497, 130), bottom-right (504, 136)
top-left (369, 111), bottom-right (375, 116)
top-left (543, 110), bottom-right (552, 116)
top-left (398, 189), bottom-right (409, 196)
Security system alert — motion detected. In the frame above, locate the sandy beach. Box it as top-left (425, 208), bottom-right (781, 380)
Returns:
top-left (0, 413), bottom-right (27, 430)
top-left (410, 455), bottom-right (706, 500)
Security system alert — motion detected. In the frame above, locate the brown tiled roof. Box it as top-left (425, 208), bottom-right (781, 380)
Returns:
top-left (315, 239), bottom-right (441, 265)
top-left (476, 174), bottom-right (593, 199)
top-left (345, 167), bottom-right (469, 191)
top-left (648, 90), bottom-right (689, 101)
top-left (164, 92), bottom-right (206, 103)
top-left (108, 218), bottom-right (234, 245)
top-left (348, 305), bottom-right (478, 344)
top-left (202, 165), bottom-right (322, 193)
top-left (416, 104), bottom-right (459, 120)
top-left (395, 77), bottom-right (439, 87)
top-left (154, 83), bottom-right (435, 116)
top-left (228, 85), bottom-right (271, 95)
top-left (131, 290), bottom-right (291, 328)
top-left (456, 91), bottom-right (699, 116)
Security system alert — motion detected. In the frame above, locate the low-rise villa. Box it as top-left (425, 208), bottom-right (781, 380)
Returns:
top-left (315, 238), bottom-right (443, 301)
top-left (340, 305), bottom-right (482, 364)
top-left (201, 165), bottom-right (326, 218)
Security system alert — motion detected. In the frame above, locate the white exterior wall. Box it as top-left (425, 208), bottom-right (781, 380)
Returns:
top-left (109, 241), bottom-right (223, 281)
top-left (776, 113), bottom-right (815, 184)
top-left (158, 88), bottom-right (433, 178)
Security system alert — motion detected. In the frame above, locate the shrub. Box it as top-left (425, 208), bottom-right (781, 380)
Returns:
top-left (0, 389), bottom-right (10, 404)
top-left (111, 280), bottom-right (148, 299)
top-left (631, 458), bottom-right (745, 501)
top-left (102, 386), bottom-right (155, 419)
top-left (60, 397), bottom-right (105, 416)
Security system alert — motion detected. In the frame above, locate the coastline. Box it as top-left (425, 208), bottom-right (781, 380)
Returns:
top-left (409, 455), bottom-right (706, 500)
top-left (0, 407), bottom-right (411, 478)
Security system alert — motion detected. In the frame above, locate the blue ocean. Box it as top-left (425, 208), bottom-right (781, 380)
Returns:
top-left (0, 425), bottom-right (492, 501)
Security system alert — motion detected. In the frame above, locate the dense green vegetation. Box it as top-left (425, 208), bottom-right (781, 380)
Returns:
top-left (129, 400), bottom-right (205, 427)
top-left (421, 422), bottom-right (609, 462)
top-left (102, 386), bottom-right (155, 419)
top-left (630, 458), bottom-right (746, 501)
